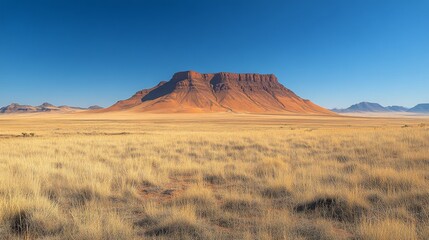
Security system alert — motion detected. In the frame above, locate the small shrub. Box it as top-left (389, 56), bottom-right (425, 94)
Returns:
top-left (10, 210), bottom-right (31, 235)
top-left (8, 208), bottom-right (64, 237)
top-left (21, 132), bottom-right (35, 137)
top-left (294, 196), bottom-right (366, 222)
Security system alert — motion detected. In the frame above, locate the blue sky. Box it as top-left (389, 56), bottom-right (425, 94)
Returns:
top-left (1, 0), bottom-right (428, 108)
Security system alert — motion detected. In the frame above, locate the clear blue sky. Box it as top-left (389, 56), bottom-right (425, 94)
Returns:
top-left (1, 0), bottom-right (428, 108)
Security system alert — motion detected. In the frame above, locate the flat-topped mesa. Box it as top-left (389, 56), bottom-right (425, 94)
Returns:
top-left (215, 72), bottom-right (278, 83)
top-left (172, 70), bottom-right (278, 82)
top-left (169, 71), bottom-right (283, 94)
top-left (104, 70), bottom-right (334, 114)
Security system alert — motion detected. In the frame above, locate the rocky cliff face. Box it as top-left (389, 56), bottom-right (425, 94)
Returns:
top-left (105, 71), bottom-right (333, 114)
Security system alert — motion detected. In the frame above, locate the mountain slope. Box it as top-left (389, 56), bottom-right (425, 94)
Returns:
top-left (103, 71), bottom-right (333, 114)
top-left (408, 103), bottom-right (429, 113)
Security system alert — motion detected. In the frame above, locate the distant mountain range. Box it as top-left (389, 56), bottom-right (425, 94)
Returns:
top-left (408, 103), bottom-right (429, 113)
top-left (332, 102), bottom-right (429, 113)
top-left (0, 103), bottom-right (103, 114)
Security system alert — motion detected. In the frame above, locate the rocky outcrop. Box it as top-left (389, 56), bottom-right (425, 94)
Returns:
top-left (0, 103), bottom-right (37, 113)
top-left (104, 70), bottom-right (333, 114)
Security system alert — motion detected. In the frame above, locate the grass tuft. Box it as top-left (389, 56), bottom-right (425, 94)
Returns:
top-left (295, 196), bottom-right (366, 222)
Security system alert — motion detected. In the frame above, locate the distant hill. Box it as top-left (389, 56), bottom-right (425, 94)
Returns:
top-left (88, 105), bottom-right (104, 110)
top-left (407, 103), bottom-right (429, 113)
top-left (333, 102), bottom-right (429, 114)
top-left (386, 106), bottom-right (409, 112)
top-left (0, 103), bottom-right (104, 114)
top-left (101, 70), bottom-right (333, 114)
top-left (333, 102), bottom-right (390, 113)
top-left (0, 103), bottom-right (37, 113)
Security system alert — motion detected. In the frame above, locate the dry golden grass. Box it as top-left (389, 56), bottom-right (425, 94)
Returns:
top-left (0, 113), bottom-right (428, 239)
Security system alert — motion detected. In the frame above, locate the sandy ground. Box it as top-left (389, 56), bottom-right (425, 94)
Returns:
top-left (1, 111), bottom-right (428, 129)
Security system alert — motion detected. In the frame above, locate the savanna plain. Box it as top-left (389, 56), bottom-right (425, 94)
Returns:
top-left (1, 113), bottom-right (429, 240)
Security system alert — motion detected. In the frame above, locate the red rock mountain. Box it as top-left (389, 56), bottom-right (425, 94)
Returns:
top-left (104, 71), bottom-right (333, 114)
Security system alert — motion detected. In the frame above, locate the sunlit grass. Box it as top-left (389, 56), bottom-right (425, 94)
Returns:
top-left (0, 114), bottom-right (428, 239)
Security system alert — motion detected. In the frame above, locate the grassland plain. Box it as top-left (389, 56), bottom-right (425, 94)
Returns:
top-left (0, 113), bottom-right (429, 239)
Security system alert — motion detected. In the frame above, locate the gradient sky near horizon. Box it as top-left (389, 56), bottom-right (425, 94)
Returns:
top-left (1, 0), bottom-right (428, 109)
